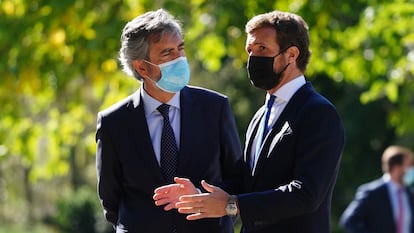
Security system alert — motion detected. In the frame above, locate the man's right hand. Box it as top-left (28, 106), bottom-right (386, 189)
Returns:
top-left (153, 177), bottom-right (198, 211)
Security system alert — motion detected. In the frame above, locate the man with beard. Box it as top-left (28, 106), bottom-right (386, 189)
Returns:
top-left (154, 10), bottom-right (345, 233)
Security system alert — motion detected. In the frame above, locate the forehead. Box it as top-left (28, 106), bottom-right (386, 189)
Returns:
top-left (246, 27), bottom-right (277, 46)
top-left (405, 155), bottom-right (413, 163)
top-left (148, 32), bottom-right (182, 52)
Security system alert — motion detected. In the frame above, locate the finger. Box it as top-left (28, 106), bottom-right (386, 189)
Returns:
top-left (181, 208), bottom-right (207, 221)
top-left (176, 200), bottom-right (197, 208)
top-left (153, 191), bottom-right (174, 201)
top-left (186, 213), bottom-right (204, 221)
top-left (176, 201), bottom-right (196, 209)
top-left (154, 198), bottom-right (170, 206)
top-left (178, 206), bottom-right (202, 214)
top-left (153, 193), bottom-right (165, 201)
top-left (163, 203), bottom-right (176, 211)
top-left (174, 177), bottom-right (190, 183)
top-left (178, 193), bottom-right (209, 202)
top-left (154, 185), bottom-right (172, 195)
top-left (177, 207), bottom-right (192, 214)
top-left (174, 177), bottom-right (194, 188)
top-left (201, 180), bottom-right (216, 193)
top-left (185, 210), bottom-right (217, 221)
top-left (176, 200), bottom-right (206, 210)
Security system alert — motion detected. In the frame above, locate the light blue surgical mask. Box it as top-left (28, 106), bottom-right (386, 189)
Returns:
top-left (403, 166), bottom-right (414, 186)
top-left (145, 57), bottom-right (190, 93)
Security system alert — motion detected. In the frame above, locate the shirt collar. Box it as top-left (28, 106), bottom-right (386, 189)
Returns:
top-left (269, 75), bottom-right (306, 102)
top-left (383, 173), bottom-right (403, 191)
top-left (140, 87), bottom-right (181, 118)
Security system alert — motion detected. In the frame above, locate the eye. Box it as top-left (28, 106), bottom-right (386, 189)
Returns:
top-left (160, 50), bottom-right (170, 57)
top-left (259, 46), bottom-right (266, 51)
top-left (161, 49), bottom-right (175, 57)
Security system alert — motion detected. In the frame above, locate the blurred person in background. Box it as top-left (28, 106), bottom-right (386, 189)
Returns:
top-left (95, 9), bottom-right (242, 233)
top-left (340, 145), bottom-right (414, 233)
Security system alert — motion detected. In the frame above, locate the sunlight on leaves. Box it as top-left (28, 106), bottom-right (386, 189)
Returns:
top-left (197, 34), bottom-right (226, 72)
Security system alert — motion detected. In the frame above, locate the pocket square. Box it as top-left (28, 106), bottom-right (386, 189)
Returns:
top-left (267, 121), bottom-right (292, 158)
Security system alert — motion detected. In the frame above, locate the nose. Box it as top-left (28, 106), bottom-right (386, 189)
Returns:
top-left (245, 45), bottom-right (252, 55)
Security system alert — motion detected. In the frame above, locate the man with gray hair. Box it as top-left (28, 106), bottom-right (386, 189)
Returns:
top-left (95, 9), bottom-right (242, 233)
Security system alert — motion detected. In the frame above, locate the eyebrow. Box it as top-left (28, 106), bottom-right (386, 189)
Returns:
top-left (248, 41), bottom-right (267, 48)
top-left (247, 35), bottom-right (265, 45)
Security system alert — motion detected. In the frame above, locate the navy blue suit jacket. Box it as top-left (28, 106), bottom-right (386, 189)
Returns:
top-left (237, 82), bottom-right (344, 233)
top-left (96, 86), bottom-right (243, 233)
top-left (340, 178), bottom-right (414, 233)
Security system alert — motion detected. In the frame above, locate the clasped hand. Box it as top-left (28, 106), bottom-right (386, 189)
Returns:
top-left (153, 177), bottom-right (230, 220)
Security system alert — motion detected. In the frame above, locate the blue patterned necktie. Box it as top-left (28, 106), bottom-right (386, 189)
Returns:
top-left (157, 104), bottom-right (178, 182)
top-left (251, 95), bottom-right (276, 171)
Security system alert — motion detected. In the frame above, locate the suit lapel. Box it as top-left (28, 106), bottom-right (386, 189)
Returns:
top-left (252, 83), bottom-right (312, 179)
top-left (266, 121), bottom-right (292, 157)
top-left (252, 118), bottom-right (289, 178)
top-left (408, 186), bottom-right (414, 232)
top-left (176, 87), bottom-right (196, 175)
top-left (380, 184), bottom-right (397, 230)
top-left (128, 91), bottom-right (165, 182)
top-left (244, 108), bottom-right (265, 165)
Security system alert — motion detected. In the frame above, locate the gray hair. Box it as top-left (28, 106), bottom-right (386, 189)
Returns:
top-left (119, 9), bottom-right (183, 80)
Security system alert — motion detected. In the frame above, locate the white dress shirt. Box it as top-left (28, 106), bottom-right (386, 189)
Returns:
top-left (250, 75), bottom-right (306, 173)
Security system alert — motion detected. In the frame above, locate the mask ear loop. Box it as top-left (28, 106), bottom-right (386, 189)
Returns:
top-left (273, 46), bottom-right (291, 78)
top-left (143, 59), bottom-right (158, 67)
top-left (273, 45), bottom-right (293, 58)
top-left (142, 60), bottom-right (162, 84)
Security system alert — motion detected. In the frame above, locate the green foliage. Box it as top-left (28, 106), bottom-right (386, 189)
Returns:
top-left (52, 187), bottom-right (112, 233)
top-left (1, 1), bottom-right (414, 233)
top-left (308, 1), bottom-right (414, 136)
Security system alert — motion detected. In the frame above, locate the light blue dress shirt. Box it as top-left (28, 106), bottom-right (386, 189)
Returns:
top-left (384, 174), bottom-right (412, 233)
top-left (141, 88), bottom-right (181, 165)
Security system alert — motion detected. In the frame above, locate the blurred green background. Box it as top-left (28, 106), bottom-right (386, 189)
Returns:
top-left (1, 0), bottom-right (414, 232)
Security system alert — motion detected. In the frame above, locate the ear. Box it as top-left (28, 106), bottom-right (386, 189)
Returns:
top-left (286, 46), bottom-right (300, 63)
top-left (132, 60), bottom-right (149, 78)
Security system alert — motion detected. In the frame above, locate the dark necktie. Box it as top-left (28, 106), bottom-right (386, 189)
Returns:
top-left (157, 104), bottom-right (178, 182)
top-left (262, 95), bottom-right (276, 138)
top-left (251, 95), bottom-right (276, 171)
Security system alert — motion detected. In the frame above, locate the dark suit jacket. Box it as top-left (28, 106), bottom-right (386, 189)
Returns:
top-left (237, 82), bottom-right (344, 233)
top-left (96, 86), bottom-right (243, 233)
top-left (340, 178), bottom-right (414, 233)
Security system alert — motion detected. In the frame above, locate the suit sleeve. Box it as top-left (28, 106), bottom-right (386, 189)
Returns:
top-left (238, 100), bottom-right (344, 224)
top-left (340, 186), bottom-right (373, 233)
top-left (96, 112), bottom-right (121, 227)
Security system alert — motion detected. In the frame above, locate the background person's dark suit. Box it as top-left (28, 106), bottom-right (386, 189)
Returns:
top-left (340, 178), bottom-right (414, 233)
top-left (96, 86), bottom-right (242, 233)
top-left (237, 82), bottom-right (344, 233)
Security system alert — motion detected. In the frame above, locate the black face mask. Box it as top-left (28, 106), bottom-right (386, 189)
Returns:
top-left (247, 53), bottom-right (290, 90)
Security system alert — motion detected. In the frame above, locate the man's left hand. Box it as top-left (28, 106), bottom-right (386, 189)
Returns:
top-left (176, 180), bottom-right (230, 220)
